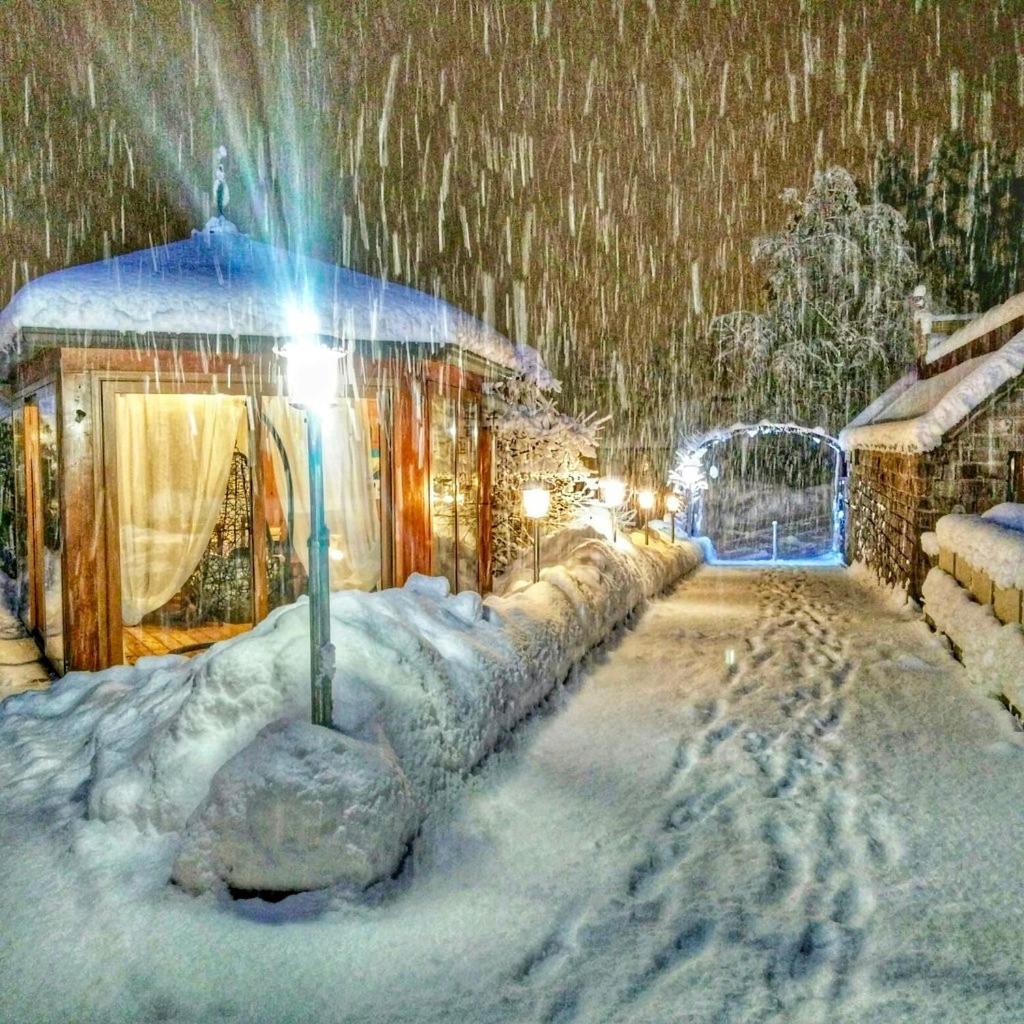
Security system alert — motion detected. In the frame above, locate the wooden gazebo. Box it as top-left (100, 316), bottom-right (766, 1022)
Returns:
top-left (0, 221), bottom-right (547, 673)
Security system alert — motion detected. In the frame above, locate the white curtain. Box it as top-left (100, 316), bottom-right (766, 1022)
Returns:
top-left (116, 394), bottom-right (247, 626)
top-left (263, 396), bottom-right (381, 591)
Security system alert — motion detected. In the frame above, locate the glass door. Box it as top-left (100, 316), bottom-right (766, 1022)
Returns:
top-left (428, 385), bottom-right (481, 593)
top-left (112, 392), bottom-right (255, 663)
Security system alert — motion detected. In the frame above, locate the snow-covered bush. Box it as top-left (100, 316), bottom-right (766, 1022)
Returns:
top-left (0, 533), bottom-right (702, 896)
top-left (486, 374), bottom-right (606, 575)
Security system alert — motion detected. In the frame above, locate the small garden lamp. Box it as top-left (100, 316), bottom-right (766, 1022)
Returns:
top-left (665, 493), bottom-right (681, 544)
top-left (600, 476), bottom-right (627, 542)
top-left (638, 489), bottom-right (655, 545)
top-left (281, 302), bottom-right (340, 729)
top-left (522, 484), bottom-right (551, 584)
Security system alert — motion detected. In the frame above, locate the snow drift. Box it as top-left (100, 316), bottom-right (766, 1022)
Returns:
top-left (0, 531), bottom-right (701, 895)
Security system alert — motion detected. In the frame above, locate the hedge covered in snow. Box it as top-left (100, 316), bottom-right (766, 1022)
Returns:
top-left (0, 530), bottom-right (701, 896)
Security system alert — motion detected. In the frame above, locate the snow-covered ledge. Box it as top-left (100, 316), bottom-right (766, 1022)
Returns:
top-left (922, 504), bottom-right (1024, 712)
top-left (0, 531), bottom-right (701, 896)
top-left (922, 568), bottom-right (1024, 713)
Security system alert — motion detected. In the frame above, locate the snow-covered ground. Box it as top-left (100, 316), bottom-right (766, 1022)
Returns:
top-left (3, 565), bottom-right (1024, 1023)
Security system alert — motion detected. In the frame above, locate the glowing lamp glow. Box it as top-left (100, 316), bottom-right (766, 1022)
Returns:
top-left (665, 493), bottom-right (681, 513)
top-left (281, 304), bottom-right (338, 413)
top-left (522, 485), bottom-right (551, 520)
top-left (600, 477), bottom-right (627, 507)
top-left (676, 463), bottom-right (702, 489)
top-left (638, 489), bottom-right (655, 512)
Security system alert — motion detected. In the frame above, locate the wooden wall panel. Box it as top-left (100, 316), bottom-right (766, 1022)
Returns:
top-left (59, 368), bottom-right (103, 671)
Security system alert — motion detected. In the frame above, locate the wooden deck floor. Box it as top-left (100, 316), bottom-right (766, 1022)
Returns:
top-left (123, 622), bottom-right (252, 663)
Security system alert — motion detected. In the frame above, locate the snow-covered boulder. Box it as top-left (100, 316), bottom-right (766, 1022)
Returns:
top-left (173, 720), bottom-right (418, 894)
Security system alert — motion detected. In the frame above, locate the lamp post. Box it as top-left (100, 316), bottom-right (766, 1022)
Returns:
top-left (600, 477), bottom-right (626, 543)
top-left (665, 493), bottom-right (681, 544)
top-left (281, 305), bottom-right (339, 729)
top-left (638, 489), bottom-right (655, 545)
top-left (522, 484), bottom-right (551, 584)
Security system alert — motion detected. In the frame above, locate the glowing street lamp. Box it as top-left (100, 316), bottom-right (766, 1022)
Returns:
top-left (665, 493), bottom-right (681, 544)
top-left (522, 484), bottom-right (551, 584)
top-left (281, 303), bottom-right (340, 728)
top-left (600, 476), bottom-right (627, 542)
top-left (638, 489), bottom-right (655, 545)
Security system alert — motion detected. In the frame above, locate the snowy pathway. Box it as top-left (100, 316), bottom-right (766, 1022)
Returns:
top-left (4, 565), bottom-right (1024, 1024)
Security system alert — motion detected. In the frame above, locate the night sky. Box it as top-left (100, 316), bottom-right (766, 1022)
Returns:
top-left (2, 1), bottom-right (1022, 472)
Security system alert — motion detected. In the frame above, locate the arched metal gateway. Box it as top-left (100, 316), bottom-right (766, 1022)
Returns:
top-left (669, 421), bottom-right (846, 562)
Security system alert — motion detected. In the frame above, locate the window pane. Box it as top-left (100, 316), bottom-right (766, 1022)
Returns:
top-left (429, 389), bottom-right (458, 591)
top-left (262, 396), bottom-right (382, 609)
top-left (116, 394), bottom-right (253, 663)
top-left (455, 398), bottom-right (480, 591)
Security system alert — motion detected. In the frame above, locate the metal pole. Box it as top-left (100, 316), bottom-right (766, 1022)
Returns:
top-left (645, 519), bottom-right (650, 545)
top-left (671, 513), bottom-right (675, 545)
top-left (306, 412), bottom-right (335, 727)
top-left (533, 518), bottom-right (541, 584)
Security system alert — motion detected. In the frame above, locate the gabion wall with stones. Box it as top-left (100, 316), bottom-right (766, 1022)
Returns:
top-left (847, 375), bottom-right (1024, 597)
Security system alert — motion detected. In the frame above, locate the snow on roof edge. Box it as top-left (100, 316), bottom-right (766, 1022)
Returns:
top-left (0, 230), bottom-right (557, 389)
top-left (924, 290), bottom-right (1024, 367)
top-left (840, 328), bottom-right (1024, 453)
top-left (841, 365), bottom-right (918, 432)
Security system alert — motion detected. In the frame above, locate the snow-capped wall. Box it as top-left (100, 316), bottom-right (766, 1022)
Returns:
top-left (934, 506), bottom-right (1024, 591)
top-left (0, 530), bottom-right (701, 895)
top-left (922, 567), bottom-right (1024, 712)
top-left (0, 224), bottom-right (554, 387)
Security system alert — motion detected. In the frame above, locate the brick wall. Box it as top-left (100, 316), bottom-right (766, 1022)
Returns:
top-left (846, 448), bottom-right (927, 592)
top-left (847, 375), bottom-right (1024, 596)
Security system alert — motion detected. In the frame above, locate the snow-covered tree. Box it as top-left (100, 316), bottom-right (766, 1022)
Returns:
top-left (875, 132), bottom-right (1024, 314)
top-left (486, 376), bottom-right (605, 575)
top-left (713, 167), bottom-right (918, 430)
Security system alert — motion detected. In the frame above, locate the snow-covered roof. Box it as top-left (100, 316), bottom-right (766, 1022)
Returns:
top-left (0, 222), bottom-right (554, 386)
top-left (840, 328), bottom-right (1024, 453)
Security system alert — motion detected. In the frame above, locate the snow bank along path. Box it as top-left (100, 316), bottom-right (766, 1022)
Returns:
top-left (0, 529), bottom-right (701, 896)
top-left (2, 564), bottom-right (1023, 1024)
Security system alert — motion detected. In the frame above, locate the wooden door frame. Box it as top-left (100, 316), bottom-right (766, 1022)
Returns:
top-left (21, 400), bottom-right (43, 637)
